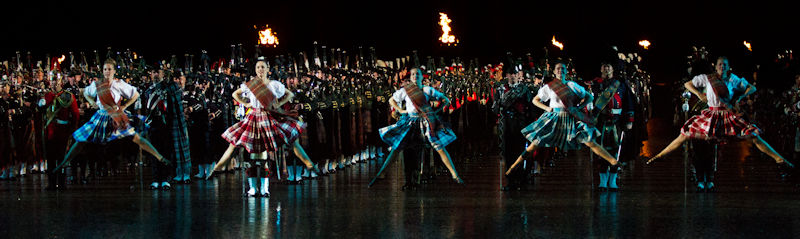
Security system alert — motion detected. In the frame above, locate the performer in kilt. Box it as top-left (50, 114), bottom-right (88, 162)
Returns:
top-left (207, 60), bottom-right (317, 197)
top-left (590, 63), bottom-right (637, 191)
top-left (505, 63), bottom-right (621, 176)
top-left (373, 68), bottom-right (463, 186)
top-left (42, 77), bottom-right (80, 190)
top-left (54, 59), bottom-right (170, 174)
top-left (647, 57), bottom-right (795, 176)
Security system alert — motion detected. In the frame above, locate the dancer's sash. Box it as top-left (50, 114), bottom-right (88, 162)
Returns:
top-left (245, 78), bottom-right (298, 117)
top-left (707, 74), bottom-right (732, 107)
top-left (404, 83), bottom-right (439, 130)
top-left (96, 80), bottom-right (129, 129)
top-left (548, 80), bottom-right (596, 125)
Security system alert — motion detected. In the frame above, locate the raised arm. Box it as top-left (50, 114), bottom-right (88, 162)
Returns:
top-left (231, 88), bottom-right (249, 107)
top-left (389, 97), bottom-right (406, 114)
top-left (121, 91), bottom-right (139, 111)
top-left (532, 95), bottom-right (551, 112)
top-left (684, 81), bottom-right (707, 102)
top-left (83, 89), bottom-right (97, 108)
top-left (274, 90), bottom-right (294, 108)
top-left (738, 84), bottom-right (757, 103)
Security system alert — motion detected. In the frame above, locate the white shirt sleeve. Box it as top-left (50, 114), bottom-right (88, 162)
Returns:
top-left (537, 85), bottom-right (550, 102)
top-left (116, 80), bottom-right (137, 99)
top-left (84, 82), bottom-right (97, 98)
top-left (568, 81), bottom-right (587, 99)
top-left (733, 74), bottom-right (751, 92)
top-left (423, 86), bottom-right (445, 100)
top-left (392, 89), bottom-right (405, 104)
top-left (268, 80), bottom-right (287, 99)
top-left (691, 74), bottom-right (708, 88)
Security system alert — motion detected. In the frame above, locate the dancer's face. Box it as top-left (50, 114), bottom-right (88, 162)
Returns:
top-left (255, 61), bottom-right (268, 79)
top-left (715, 58), bottom-right (730, 76)
top-left (410, 69), bottom-right (423, 84)
top-left (103, 63), bottom-right (115, 80)
top-left (554, 63), bottom-right (567, 80)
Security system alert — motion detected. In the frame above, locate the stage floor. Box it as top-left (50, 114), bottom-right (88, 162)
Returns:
top-left (2, 117), bottom-right (799, 238)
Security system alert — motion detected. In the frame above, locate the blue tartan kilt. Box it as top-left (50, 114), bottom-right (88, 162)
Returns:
top-left (520, 108), bottom-right (599, 150)
top-left (73, 109), bottom-right (148, 144)
top-left (379, 115), bottom-right (456, 151)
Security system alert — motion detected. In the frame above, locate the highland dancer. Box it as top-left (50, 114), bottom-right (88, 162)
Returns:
top-left (647, 57), bottom-right (794, 176)
top-left (506, 63), bottom-right (621, 176)
top-left (370, 68), bottom-right (463, 187)
top-left (53, 59), bottom-right (170, 174)
top-left (207, 60), bottom-right (317, 197)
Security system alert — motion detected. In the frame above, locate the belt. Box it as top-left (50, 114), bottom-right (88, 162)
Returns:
top-left (56, 119), bottom-right (70, 125)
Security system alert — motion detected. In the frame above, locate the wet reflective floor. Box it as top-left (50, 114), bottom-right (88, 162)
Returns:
top-left (3, 122), bottom-right (800, 239)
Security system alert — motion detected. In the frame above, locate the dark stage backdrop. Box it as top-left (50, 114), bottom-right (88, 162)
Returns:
top-left (1, 0), bottom-right (797, 85)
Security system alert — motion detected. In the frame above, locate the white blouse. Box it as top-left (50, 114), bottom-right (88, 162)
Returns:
top-left (536, 80), bottom-right (589, 108)
top-left (239, 80), bottom-right (287, 109)
top-left (690, 73), bottom-right (751, 107)
top-left (392, 85), bottom-right (446, 114)
top-left (84, 80), bottom-right (137, 110)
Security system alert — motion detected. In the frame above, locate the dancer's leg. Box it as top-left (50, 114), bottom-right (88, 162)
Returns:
top-left (435, 148), bottom-right (461, 181)
top-left (506, 143), bottom-right (538, 175)
top-left (53, 142), bottom-right (86, 172)
top-left (584, 141), bottom-right (618, 165)
top-left (751, 135), bottom-right (790, 164)
top-left (132, 134), bottom-right (165, 162)
top-left (647, 135), bottom-right (689, 164)
top-left (292, 141), bottom-right (314, 169)
top-left (368, 148), bottom-right (400, 187)
top-left (207, 144), bottom-right (237, 179)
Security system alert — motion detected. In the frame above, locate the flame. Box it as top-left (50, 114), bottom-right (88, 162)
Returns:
top-left (256, 25), bottom-right (279, 47)
top-left (743, 41), bottom-right (752, 51)
top-left (639, 40), bottom-right (651, 50)
top-left (133, 52), bottom-right (138, 60)
top-left (551, 36), bottom-right (563, 50)
top-left (57, 55), bottom-right (65, 64)
top-left (438, 13), bottom-right (458, 45)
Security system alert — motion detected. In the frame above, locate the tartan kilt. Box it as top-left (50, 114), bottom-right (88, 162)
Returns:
top-left (221, 109), bottom-right (305, 154)
top-left (521, 108), bottom-right (599, 150)
top-left (379, 114), bottom-right (456, 151)
top-left (73, 109), bottom-right (146, 144)
top-left (680, 107), bottom-right (761, 140)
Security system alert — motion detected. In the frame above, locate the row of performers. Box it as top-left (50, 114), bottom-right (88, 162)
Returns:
top-left (12, 55), bottom-right (785, 195)
top-left (0, 56), bottom-right (506, 193)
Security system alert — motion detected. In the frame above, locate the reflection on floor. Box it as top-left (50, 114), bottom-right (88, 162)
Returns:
top-left (2, 124), bottom-right (798, 238)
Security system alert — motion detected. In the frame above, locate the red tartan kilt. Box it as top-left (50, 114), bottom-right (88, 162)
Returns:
top-left (221, 109), bottom-right (305, 154)
top-left (680, 108), bottom-right (761, 140)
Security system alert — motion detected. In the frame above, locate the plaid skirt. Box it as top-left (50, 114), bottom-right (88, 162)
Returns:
top-left (521, 108), bottom-right (599, 150)
top-left (680, 107), bottom-right (761, 140)
top-left (221, 109), bottom-right (306, 154)
top-left (73, 110), bottom-right (145, 144)
top-left (379, 114), bottom-right (456, 151)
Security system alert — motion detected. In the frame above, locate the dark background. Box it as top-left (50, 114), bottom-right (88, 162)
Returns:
top-left (1, 0), bottom-right (797, 85)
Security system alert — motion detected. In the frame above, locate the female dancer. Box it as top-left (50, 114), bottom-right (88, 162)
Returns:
top-left (506, 63), bottom-right (620, 176)
top-left (54, 59), bottom-right (169, 173)
top-left (207, 60), bottom-right (317, 197)
top-left (647, 57), bottom-right (794, 174)
top-left (371, 68), bottom-right (463, 186)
